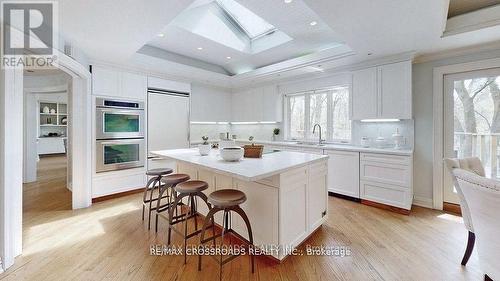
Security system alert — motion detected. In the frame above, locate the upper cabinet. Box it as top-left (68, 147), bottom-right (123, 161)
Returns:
top-left (92, 66), bottom-right (147, 101)
top-left (231, 85), bottom-right (282, 122)
top-left (351, 67), bottom-right (378, 119)
top-left (351, 60), bottom-right (412, 120)
top-left (191, 84), bottom-right (231, 122)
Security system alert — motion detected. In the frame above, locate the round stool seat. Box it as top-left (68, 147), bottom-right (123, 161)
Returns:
top-left (146, 168), bottom-right (173, 176)
top-left (175, 180), bottom-right (208, 194)
top-left (208, 189), bottom-right (247, 207)
top-left (161, 174), bottom-right (190, 186)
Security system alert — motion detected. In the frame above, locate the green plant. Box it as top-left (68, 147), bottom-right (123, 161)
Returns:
top-left (273, 128), bottom-right (280, 135)
top-left (202, 136), bottom-right (209, 145)
top-left (249, 136), bottom-right (254, 142)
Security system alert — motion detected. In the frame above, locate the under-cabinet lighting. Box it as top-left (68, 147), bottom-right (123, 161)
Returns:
top-left (360, 119), bottom-right (400, 123)
top-left (231, 122), bottom-right (259, 125)
top-left (259, 121), bottom-right (278, 124)
top-left (217, 122), bottom-right (229, 125)
top-left (190, 121), bottom-right (217, 125)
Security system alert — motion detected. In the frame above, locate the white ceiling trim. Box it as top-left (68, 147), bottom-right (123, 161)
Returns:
top-left (443, 4), bottom-right (500, 37)
top-left (231, 44), bottom-right (354, 82)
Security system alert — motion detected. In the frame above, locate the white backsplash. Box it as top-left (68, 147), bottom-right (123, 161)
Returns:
top-left (231, 124), bottom-right (283, 141)
top-left (190, 120), bottom-right (414, 149)
top-left (190, 123), bottom-right (283, 142)
top-left (190, 124), bottom-right (231, 142)
top-left (351, 120), bottom-right (414, 149)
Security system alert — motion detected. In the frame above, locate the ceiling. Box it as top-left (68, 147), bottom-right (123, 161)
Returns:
top-left (448, 0), bottom-right (500, 18)
top-left (56, 0), bottom-right (500, 88)
top-left (146, 0), bottom-right (347, 76)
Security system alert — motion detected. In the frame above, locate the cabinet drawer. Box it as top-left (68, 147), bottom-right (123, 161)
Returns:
top-left (360, 181), bottom-right (412, 210)
top-left (360, 153), bottom-right (410, 165)
top-left (360, 160), bottom-right (410, 187)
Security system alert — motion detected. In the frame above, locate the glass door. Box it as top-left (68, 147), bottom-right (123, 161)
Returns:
top-left (444, 68), bottom-right (500, 204)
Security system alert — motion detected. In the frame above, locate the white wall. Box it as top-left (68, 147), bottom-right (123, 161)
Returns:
top-left (412, 48), bottom-right (500, 204)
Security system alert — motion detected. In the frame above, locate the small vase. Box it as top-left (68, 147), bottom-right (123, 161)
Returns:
top-left (198, 144), bottom-right (211, 156)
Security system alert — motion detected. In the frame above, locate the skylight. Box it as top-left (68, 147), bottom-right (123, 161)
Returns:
top-left (216, 0), bottom-right (276, 40)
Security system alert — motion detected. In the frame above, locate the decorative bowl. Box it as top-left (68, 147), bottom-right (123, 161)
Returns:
top-left (220, 147), bottom-right (244, 162)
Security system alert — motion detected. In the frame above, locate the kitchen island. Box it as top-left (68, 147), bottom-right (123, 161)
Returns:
top-left (151, 148), bottom-right (329, 261)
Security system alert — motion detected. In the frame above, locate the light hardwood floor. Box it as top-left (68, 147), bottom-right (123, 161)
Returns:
top-left (0, 156), bottom-right (482, 280)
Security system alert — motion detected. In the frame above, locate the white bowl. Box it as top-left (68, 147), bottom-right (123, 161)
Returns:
top-left (220, 147), bottom-right (244, 162)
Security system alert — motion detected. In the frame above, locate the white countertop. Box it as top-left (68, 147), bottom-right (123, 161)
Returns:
top-left (151, 148), bottom-right (328, 182)
top-left (191, 139), bottom-right (413, 156)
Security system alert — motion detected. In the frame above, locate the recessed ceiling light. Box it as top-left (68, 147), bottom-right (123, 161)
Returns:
top-left (310, 21), bottom-right (317, 26)
top-left (226, 56), bottom-right (232, 59)
top-left (197, 47), bottom-right (203, 50)
top-left (284, 0), bottom-right (293, 3)
top-left (157, 33), bottom-right (165, 37)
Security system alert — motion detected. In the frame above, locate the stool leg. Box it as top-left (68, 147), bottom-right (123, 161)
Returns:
top-left (155, 182), bottom-right (171, 233)
top-left (148, 177), bottom-right (160, 230)
top-left (191, 195), bottom-right (198, 231)
top-left (142, 177), bottom-right (156, 221)
top-left (219, 210), bottom-right (229, 280)
top-left (198, 207), bottom-right (220, 271)
top-left (183, 194), bottom-right (193, 264)
top-left (233, 206), bottom-right (255, 273)
top-left (167, 192), bottom-right (187, 246)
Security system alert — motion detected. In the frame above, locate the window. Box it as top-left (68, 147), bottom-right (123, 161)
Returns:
top-left (216, 0), bottom-right (276, 40)
top-left (286, 86), bottom-right (351, 142)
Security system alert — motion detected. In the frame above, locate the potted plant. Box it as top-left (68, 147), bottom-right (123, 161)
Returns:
top-left (272, 128), bottom-right (280, 141)
top-left (198, 136), bottom-right (211, 156)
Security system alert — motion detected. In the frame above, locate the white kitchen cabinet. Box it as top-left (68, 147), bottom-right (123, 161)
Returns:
top-left (232, 85), bottom-right (281, 122)
top-left (37, 137), bottom-right (66, 155)
top-left (307, 161), bottom-right (328, 231)
top-left (148, 77), bottom-right (191, 93)
top-left (261, 85), bottom-right (282, 122)
top-left (236, 179), bottom-right (279, 247)
top-left (378, 61), bottom-right (412, 119)
top-left (92, 66), bottom-right (147, 101)
top-left (92, 66), bottom-right (120, 97)
top-left (325, 150), bottom-right (360, 198)
top-left (351, 67), bottom-right (378, 119)
top-left (191, 84), bottom-right (231, 122)
top-left (279, 167), bottom-right (308, 248)
top-left (122, 72), bottom-right (147, 101)
top-left (232, 89), bottom-right (259, 122)
top-left (351, 60), bottom-right (412, 120)
top-left (359, 152), bottom-right (413, 210)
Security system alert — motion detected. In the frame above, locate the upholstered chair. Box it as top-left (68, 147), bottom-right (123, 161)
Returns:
top-left (443, 157), bottom-right (485, 265)
top-left (452, 169), bottom-right (500, 281)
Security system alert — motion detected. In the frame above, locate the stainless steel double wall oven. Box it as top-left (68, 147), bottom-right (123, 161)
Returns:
top-left (95, 98), bottom-right (145, 173)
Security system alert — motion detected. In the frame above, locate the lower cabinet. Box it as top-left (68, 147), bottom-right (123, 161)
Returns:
top-left (359, 153), bottom-right (413, 210)
top-left (176, 161), bottom-right (327, 260)
top-left (37, 137), bottom-right (66, 155)
top-left (325, 150), bottom-right (360, 198)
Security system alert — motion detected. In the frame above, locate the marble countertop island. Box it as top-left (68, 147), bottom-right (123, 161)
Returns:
top-left (150, 148), bottom-right (329, 261)
top-left (151, 148), bottom-right (328, 182)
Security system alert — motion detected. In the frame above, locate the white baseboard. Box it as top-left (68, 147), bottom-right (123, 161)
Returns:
top-left (413, 196), bottom-right (433, 209)
top-left (0, 258), bottom-right (4, 273)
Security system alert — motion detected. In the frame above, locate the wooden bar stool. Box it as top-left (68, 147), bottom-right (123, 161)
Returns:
top-left (198, 189), bottom-right (255, 277)
top-left (155, 174), bottom-right (191, 232)
top-left (167, 180), bottom-right (212, 264)
top-left (141, 168), bottom-right (173, 230)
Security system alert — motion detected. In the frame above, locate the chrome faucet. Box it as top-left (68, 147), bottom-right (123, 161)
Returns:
top-left (312, 124), bottom-right (323, 145)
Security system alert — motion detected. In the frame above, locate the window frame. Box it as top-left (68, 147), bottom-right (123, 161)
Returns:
top-left (284, 85), bottom-right (352, 143)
